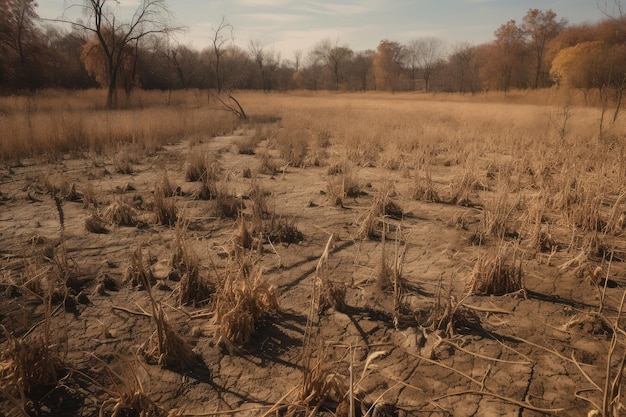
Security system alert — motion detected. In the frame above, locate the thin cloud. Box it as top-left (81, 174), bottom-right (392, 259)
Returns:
top-left (297, 1), bottom-right (374, 16)
top-left (240, 13), bottom-right (309, 23)
top-left (234, 0), bottom-right (293, 7)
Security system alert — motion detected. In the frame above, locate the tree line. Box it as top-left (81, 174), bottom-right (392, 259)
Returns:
top-left (1, 0), bottom-right (625, 106)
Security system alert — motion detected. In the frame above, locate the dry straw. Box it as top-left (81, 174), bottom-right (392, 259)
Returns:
top-left (213, 264), bottom-right (279, 346)
top-left (358, 183), bottom-right (403, 240)
top-left (102, 200), bottom-right (138, 226)
top-left (0, 332), bottom-right (63, 411)
top-left (468, 243), bottom-right (524, 296)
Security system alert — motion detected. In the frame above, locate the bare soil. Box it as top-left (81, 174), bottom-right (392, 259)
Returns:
top-left (1, 126), bottom-right (625, 417)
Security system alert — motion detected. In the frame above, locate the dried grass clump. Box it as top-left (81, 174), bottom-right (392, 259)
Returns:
top-left (85, 213), bottom-right (109, 234)
top-left (103, 200), bottom-right (137, 226)
top-left (566, 190), bottom-right (607, 232)
top-left (113, 152), bottom-right (134, 175)
top-left (153, 186), bottom-right (178, 226)
top-left (411, 165), bottom-right (440, 203)
top-left (561, 312), bottom-right (613, 337)
top-left (0, 333), bottom-right (63, 407)
top-left (173, 224), bottom-right (214, 307)
top-left (143, 305), bottom-right (198, 370)
top-left (235, 136), bottom-right (257, 155)
top-left (425, 295), bottom-right (482, 339)
top-left (358, 184), bottom-right (403, 240)
top-left (258, 150), bottom-right (278, 175)
top-left (99, 357), bottom-right (165, 417)
top-left (212, 184), bottom-right (242, 219)
top-left (469, 245), bottom-right (524, 296)
top-left (275, 127), bottom-right (309, 167)
top-left (315, 236), bottom-right (346, 313)
top-left (185, 148), bottom-right (207, 182)
top-left (196, 178), bottom-right (216, 201)
top-left (213, 267), bottom-right (279, 346)
top-left (124, 246), bottom-right (156, 288)
top-left (326, 163), bottom-right (362, 206)
top-left (482, 186), bottom-right (514, 239)
top-left (318, 278), bottom-right (346, 313)
top-left (289, 346), bottom-right (348, 416)
top-left (264, 216), bottom-right (304, 245)
top-left (448, 168), bottom-right (486, 206)
top-left (138, 269), bottom-right (199, 371)
top-left (232, 215), bottom-right (254, 254)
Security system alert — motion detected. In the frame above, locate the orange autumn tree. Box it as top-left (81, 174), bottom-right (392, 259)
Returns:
top-left (81, 29), bottom-right (140, 99)
top-left (373, 40), bottom-right (403, 92)
top-left (59, 0), bottom-right (175, 108)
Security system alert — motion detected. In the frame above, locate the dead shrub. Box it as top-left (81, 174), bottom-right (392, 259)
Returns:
top-left (213, 266), bottom-right (279, 346)
top-left (468, 244), bottom-right (524, 296)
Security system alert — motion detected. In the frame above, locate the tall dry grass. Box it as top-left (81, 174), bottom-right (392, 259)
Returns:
top-left (0, 89), bottom-right (239, 160)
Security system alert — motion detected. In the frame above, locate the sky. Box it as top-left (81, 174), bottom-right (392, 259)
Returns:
top-left (38, 0), bottom-right (607, 62)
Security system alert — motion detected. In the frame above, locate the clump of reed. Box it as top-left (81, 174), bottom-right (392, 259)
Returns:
top-left (275, 127), bottom-right (310, 167)
top-left (425, 294), bottom-right (482, 339)
top-left (124, 245), bottom-right (156, 288)
top-left (411, 163), bottom-right (440, 203)
top-left (102, 200), bottom-right (138, 226)
top-left (468, 243), bottom-right (524, 296)
top-left (325, 161), bottom-right (362, 206)
top-left (0, 332), bottom-right (64, 413)
top-left (212, 183), bottom-right (242, 219)
top-left (98, 356), bottom-right (166, 417)
top-left (153, 180), bottom-right (178, 226)
top-left (213, 262), bottom-right (279, 346)
top-left (85, 213), bottom-right (109, 234)
top-left (140, 270), bottom-right (199, 371)
top-left (357, 183), bottom-right (403, 240)
top-left (315, 235), bottom-right (346, 313)
top-left (173, 222), bottom-right (214, 307)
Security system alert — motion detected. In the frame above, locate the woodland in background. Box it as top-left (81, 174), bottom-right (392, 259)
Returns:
top-left (1, 1), bottom-right (626, 103)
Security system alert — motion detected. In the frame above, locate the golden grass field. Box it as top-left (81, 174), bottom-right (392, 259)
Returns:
top-left (2, 88), bottom-right (626, 416)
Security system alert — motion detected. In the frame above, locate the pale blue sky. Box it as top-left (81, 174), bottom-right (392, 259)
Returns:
top-left (39, 1), bottom-right (605, 61)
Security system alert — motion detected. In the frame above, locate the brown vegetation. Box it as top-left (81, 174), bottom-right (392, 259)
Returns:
top-left (2, 89), bottom-right (626, 416)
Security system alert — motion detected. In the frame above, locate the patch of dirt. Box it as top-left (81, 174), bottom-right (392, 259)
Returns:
top-left (0, 127), bottom-right (624, 416)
